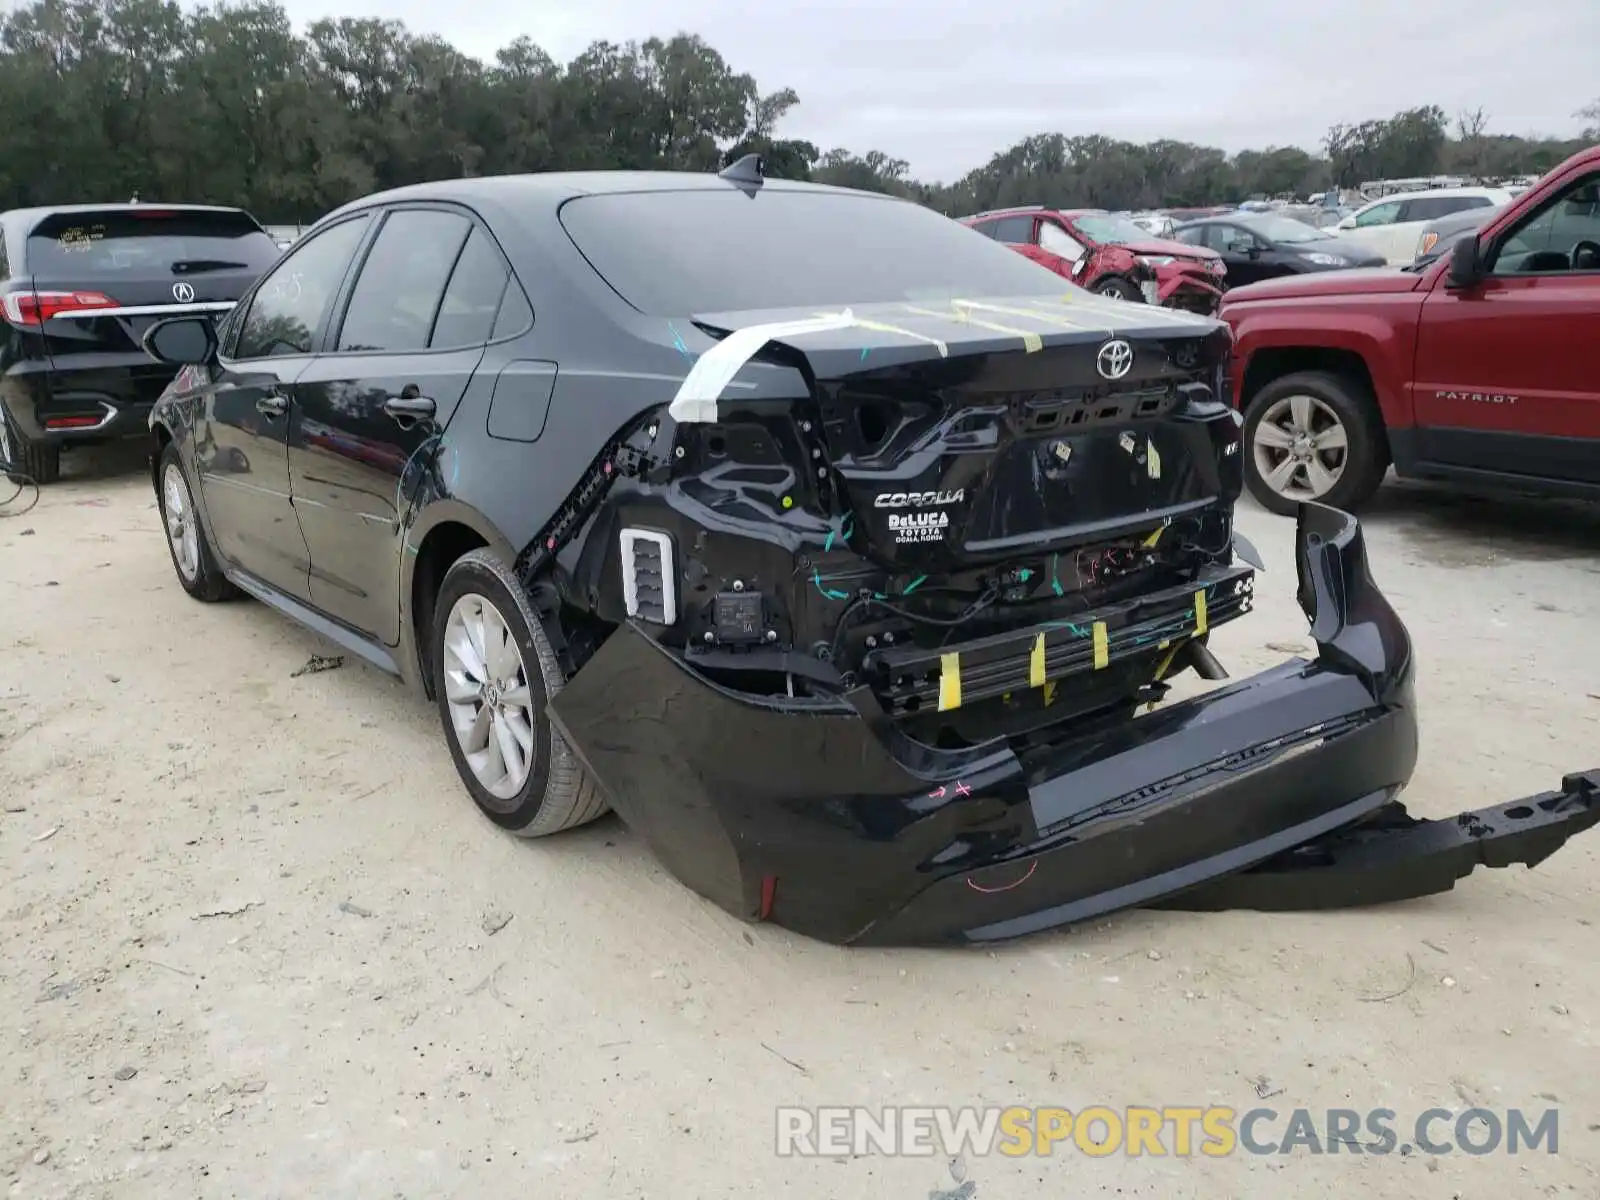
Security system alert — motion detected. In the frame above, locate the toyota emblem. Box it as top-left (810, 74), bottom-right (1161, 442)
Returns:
top-left (1096, 339), bottom-right (1133, 381)
top-left (172, 281), bottom-right (195, 303)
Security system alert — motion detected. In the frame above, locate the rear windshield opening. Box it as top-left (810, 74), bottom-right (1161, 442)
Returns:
top-left (26, 209), bottom-right (281, 277)
top-left (558, 188), bottom-right (1073, 315)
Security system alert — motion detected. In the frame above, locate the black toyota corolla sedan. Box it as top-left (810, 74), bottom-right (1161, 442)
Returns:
top-left (1172, 212), bottom-right (1387, 286)
top-left (138, 159), bottom-right (1597, 945)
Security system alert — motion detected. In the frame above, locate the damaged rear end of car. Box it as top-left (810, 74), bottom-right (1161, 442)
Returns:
top-left (513, 182), bottom-right (1596, 945)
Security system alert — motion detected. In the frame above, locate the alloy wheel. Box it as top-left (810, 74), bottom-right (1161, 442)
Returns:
top-left (1251, 393), bottom-right (1349, 501)
top-left (442, 592), bottom-right (538, 805)
top-left (162, 462), bottom-right (201, 581)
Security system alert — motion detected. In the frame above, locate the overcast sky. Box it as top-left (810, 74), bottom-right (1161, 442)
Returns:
top-left (285, 0), bottom-right (1598, 182)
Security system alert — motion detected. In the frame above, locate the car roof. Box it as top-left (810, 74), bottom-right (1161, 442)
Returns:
top-left (327, 171), bottom-right (877, 220)
top-left (961, 207), bottom-right (1105, 222)
top-left (1423, 204), bottom-right (1504, 231)
top-left (1355, 186), bottom-right (1510, 210)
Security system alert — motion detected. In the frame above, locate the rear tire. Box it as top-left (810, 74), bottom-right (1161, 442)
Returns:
top-left (1, 410), bottom-right (61, 485)
top-left (1095, 277), bottom-right (1142, 302)
top-left (432, 548), bottom-right (608, 837)
top-left (1242, 370), bottom-right (1386, 517)
top-left (157, 443), bottom-right (238, 601)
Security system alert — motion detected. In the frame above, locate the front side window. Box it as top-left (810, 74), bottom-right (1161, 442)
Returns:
top-left (1037, 221), bottom-right (1084, 261)
top-left (1172, 225), bottom-right (1205, 245)
top-left (1354, 201), bottom-right (1402, 228)
top-left (1489, 173), bottom-right (1600, 275)
top-left (233, 215), bottom-right (371, 361)
top-left (336, 210), bottom-right (473, 352)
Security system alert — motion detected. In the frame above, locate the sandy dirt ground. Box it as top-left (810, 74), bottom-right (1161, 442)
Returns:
top-left (2, 446), bottom-right (1599, 1200)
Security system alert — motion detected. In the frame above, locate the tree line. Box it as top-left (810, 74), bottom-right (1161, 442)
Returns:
top-left (1, 0), bottom-right (1595, 223)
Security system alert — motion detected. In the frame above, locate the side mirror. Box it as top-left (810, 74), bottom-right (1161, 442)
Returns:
top-left (1448, 235), bottom-right (1484, 287)
top-left (143, 315), bottom-right (218, 365)
top-left (1245, 243), bottom-right (1262, 259)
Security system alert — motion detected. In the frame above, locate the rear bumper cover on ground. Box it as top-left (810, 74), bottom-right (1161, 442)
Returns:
top-left (548, 503), bottom-right (1596, 945)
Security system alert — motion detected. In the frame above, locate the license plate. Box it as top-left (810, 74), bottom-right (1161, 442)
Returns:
top-left (1140, 281), bottom-right (1160, 305)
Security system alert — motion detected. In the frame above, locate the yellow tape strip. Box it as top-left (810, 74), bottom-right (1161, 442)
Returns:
top-left (1050, 292), bottom-right (1200, 327)
top-left (938, 652), bottom-right (962, 711)
top-left (818, 312), bottom-right (949, 358)
top-left (1029, 633), bottom-right (1047, 688)
top-left (949, 301), bottom-right (1043, 351)
top-left (1042, 680), bottom-right (1058, 707)
top-left (1142, 527), bottom-right (1163, 548)
top-left (904, 304), bottom-right (1040, 353)
top-left (1152, 639), bottom-right (1183, 682)
top-left (1092, 621), bottom-right (1109, 670)
top-left (1147, 442), bottom-right (1162, 479)
top-left (950, 297), bottom-right (1093, 333)
top-left (1194, 590), bottom-right (1208, 635)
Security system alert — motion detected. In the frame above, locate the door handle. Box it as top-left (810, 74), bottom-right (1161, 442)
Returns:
top-left (256, 391), bottom-right (288, 417)
top-left (383, 394), bottom-right (436, 420)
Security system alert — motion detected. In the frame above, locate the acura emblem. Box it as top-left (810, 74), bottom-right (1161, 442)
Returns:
top-left (172, 281), bottom-right (195, 303)
top-left (1096, 339), bottom-right (1133, 381)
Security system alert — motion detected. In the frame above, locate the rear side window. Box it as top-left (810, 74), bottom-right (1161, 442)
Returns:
top-left (336, 209), bottom-right (472, 352)
top-left (430, 228), bottom-right (511, 349)
top-left (560, 190), bottom-right (1068, 315)
top-left (990, 216), bottom-right (1034, 244)
top-left (25, 209), bottom-right (280, 278)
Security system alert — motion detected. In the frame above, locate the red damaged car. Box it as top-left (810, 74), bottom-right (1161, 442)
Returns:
top-left (963, 206), bottom-right (1228, 315)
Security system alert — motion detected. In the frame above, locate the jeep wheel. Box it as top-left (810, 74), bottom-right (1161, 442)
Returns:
top-left (1242, 371), bottom-right (1386, 517)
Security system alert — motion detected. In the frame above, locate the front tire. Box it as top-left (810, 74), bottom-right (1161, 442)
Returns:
top-left (1095, 277), bottom-right (1141, 302)
top-left (432, 548), bottom-right (608, 837)
top-left (1, 409), bottom-right (61, 485)
top-left (157, 443), bottom-right (238, 601)
top-left (1241, 371), bottom-right (1386, 517)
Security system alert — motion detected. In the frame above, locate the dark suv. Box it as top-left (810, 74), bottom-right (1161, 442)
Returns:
top-left (0, 204), bottom-right (280, 483)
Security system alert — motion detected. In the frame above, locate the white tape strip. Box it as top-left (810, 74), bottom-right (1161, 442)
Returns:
top-left (668, 310), bottom-right (859, 423)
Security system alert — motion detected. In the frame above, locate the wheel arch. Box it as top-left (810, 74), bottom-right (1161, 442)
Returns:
top-left (1092, 272), bottom-right (1138, 293)
top-left (403, 501), bottom-right (516, 700)
top-left (149, 418), bottom-right (174, 495)
top-left (1239, 347), bottom-right (1391, 467)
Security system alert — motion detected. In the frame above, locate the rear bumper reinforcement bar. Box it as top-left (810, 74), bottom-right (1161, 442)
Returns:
top-left (1156, 770), bottom-right (1600, 912)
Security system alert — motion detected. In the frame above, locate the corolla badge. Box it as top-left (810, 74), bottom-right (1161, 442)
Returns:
top-left (1096, 339), bottom-right (1134, 381)
top-left (172, 281), bottom-right (195, 303)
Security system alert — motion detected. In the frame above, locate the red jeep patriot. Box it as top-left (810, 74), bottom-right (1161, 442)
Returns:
top-left (1222, 143), bottom-right (1600, 515)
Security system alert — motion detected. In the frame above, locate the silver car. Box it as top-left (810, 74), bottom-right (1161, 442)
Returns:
top-left (1412, 203), bottom-right (1505, 264)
